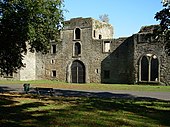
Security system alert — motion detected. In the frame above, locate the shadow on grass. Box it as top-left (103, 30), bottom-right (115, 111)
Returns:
top-left (0, 94), bottom-right (45, 127)
top-left (0, 86), bottom-right (16, 93)
top-left (0, 90), bottom-right (170, 127)
top-left (53, 89), bottom-right (162, 100)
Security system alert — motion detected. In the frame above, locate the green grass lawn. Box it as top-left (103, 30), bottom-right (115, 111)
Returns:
top-left (0, 93), bottom-right (170, 127)
top-left (0, 80), bottom-right (170, 92)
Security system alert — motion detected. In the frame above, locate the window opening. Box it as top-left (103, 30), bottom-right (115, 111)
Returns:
top-left (95, 69), bottom-right (99, 74)
top-left (51, 45), bottom-right (56, 54)
top-left (151, 56), bottom-right (159, 81)
top-left (51, 59), bottom-right (55, 64)
top-left (94, 30), bottom-right (96, 38)
top-left (75, 28), bottom-right (81, 40)
top-left (141, 56), bottom-right (149, 81)
top-left (140, 55), bottom-right (159, 82)
top-left (103, 41), bottom-right (110, 52)
top-left (52, 70), bottom-right (57, 77)
top-left (74, 42), bottom-right (81, 56)
top-left (99, 34), bottom-right (102, 39)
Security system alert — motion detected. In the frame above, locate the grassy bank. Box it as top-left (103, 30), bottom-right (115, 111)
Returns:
top-left (0, 80), bottom-right (170, 92)
top-left (0, 93), bottom-right (170, 127)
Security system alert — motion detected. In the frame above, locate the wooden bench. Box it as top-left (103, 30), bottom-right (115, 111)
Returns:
top-left (36, 87), bottom-right (54, 96)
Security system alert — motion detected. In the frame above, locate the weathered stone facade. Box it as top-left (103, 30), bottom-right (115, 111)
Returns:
top-left (1, 17), bottom-right (169, 85)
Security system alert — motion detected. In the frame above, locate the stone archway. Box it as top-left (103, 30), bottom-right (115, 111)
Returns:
top-left (139, 54), bottom-right (159, 82)
top-left (150, 56), bottom-right (159, 81)
top-left (71, 60), bottom-right (85, 83)
top-left (141, 56), bottom-right (149, 81)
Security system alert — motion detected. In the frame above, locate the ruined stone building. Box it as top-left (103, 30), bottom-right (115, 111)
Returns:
top-left (1, 17), bottom-right (170, 85)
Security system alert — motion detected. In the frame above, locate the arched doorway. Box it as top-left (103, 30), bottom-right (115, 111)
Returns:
top-left (71, 60), bottom-right (85, 83)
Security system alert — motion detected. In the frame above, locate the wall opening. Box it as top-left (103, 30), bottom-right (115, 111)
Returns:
top-left (71, 60), bottom-right (85, 83)
top-left (74, 42), bottom-right (81, 56)
top-left (51, 70), bottom-right (57, 77)
top-left (151, 56), bottom-right (159, 81)
top-left (51, 45), bottom-right (56, 54)
top-left (95, 69), bottom-right (99, 74)
top-left (93, 30), bottom-right (96, 38)
top-left (51, 59), bottom-right (55, 64)
top-left (75, 28), bottom-right (81, 40)
top-left (141, 56), bottom-right (149, 81)
top-left (99, 34), bottom-right (102, 39)
top-left (103, 41), bottom-right (111, 53)
top-left (139, 54), bottom-right (159, 82)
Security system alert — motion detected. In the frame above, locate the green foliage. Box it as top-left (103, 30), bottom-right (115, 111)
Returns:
top-left (154, 2), bottom-right (170, 54)
top-left (0, 0), bottom-right (64, 74)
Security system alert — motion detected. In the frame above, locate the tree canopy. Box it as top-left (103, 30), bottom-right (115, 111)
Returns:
top-left (0, 0), bottom-right (64, 75)
top-left (154, 1), bottom-right (170, 54)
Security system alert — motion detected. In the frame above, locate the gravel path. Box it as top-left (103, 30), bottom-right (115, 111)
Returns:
top-left (0, 84), bottom-right (170, 101)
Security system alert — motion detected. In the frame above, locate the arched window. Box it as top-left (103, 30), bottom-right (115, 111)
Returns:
top-left (141, 56), bottom-right (149, 81)
top-left (139, 54), bottom-right (159, 82)
top-left (151, 55), bottom-right (159, 81)
top-left (75, 28), bottom-right (81, 40)
top-left (74, 42), bottom-right (81, 56)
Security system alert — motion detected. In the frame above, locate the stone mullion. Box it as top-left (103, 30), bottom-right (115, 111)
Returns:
top-left (148, 57), bottom-right (151, 82)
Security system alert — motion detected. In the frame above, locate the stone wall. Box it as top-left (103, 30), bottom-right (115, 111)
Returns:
top-left (133, 32), bottom-right (170, 85)
top-left (20, 49), bottom-right (36, 81)
top-left (92, 19), bottom-right (114, 39)
top-left (1, 17), bottom-right (169, 85)
top-left (100, 37), bottom-right (135, 84)
top-left (43, 17), bottom-right (115, 83)
top-left (39, 17), bottom-right (170, 85)
top-left (35, 52), bottom-right (46, 80)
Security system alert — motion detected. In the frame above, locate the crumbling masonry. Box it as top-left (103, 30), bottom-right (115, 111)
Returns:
top-left (1, 17), bottom-right (170, 85)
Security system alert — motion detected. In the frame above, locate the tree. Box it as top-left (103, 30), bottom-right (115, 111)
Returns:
top-left (154, 0), bottom-right (170, 55)
top-left (0, 0), bottom-right (64, 75)
top-left (99, 14), bottom-right (109, 23)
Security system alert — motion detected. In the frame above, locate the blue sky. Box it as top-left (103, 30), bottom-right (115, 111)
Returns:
top-left (63, 0), bottom-right (163, 38)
